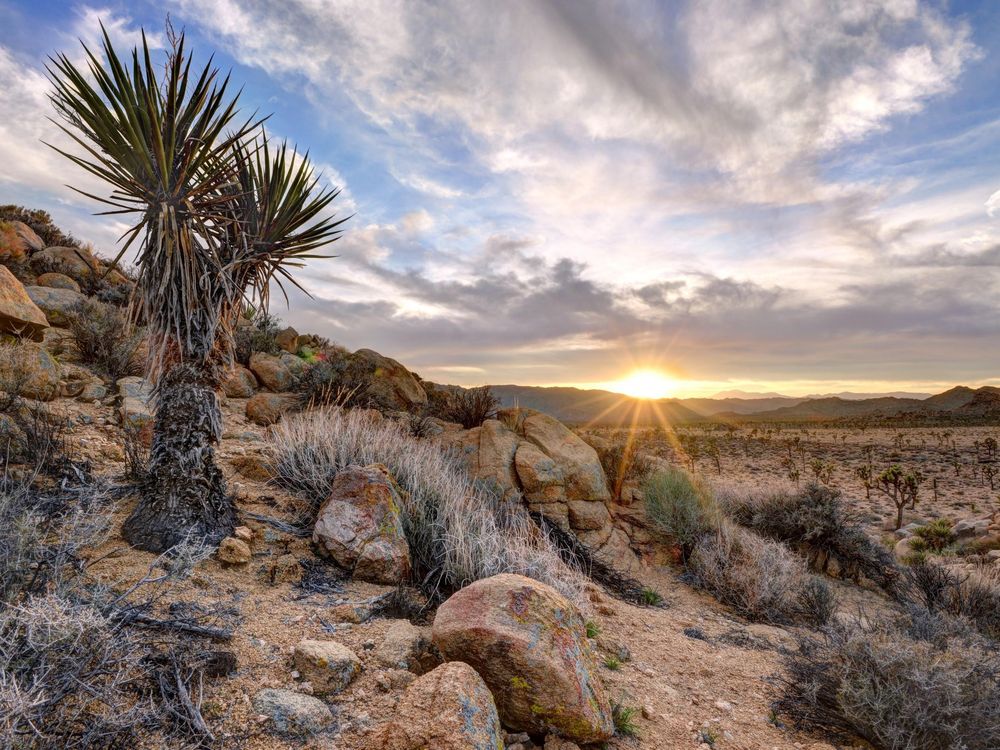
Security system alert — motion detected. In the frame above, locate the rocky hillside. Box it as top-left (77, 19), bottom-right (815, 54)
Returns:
top-left (4, 210), bottom-right (1000, 750)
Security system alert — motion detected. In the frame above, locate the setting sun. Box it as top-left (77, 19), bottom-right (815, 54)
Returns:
top-left (614, 369), bottom-right (678, 400)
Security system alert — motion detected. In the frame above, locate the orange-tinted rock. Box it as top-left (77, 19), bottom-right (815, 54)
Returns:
top-left (245, 392), bottom-right (296, 426)
top-left (370, 661), bottom-right (504, 750)
top-left (0, 266), bottom-right (47, 341)
top-left (432, 574), bottom-right (613, 743)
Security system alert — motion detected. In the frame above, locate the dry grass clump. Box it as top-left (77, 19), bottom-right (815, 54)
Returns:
top-left (65, 298), bottom-right (144, 381)
top-left (777, 609), bottom-right (1000, 750)
top-left (688, 520), bottom-right (835, 626)
top-left (268, 407), bottom-right (584, 603)
top-left (0, 478), bottom-right (226, 748)
top-left (719, 482), bottom-right (900, 592)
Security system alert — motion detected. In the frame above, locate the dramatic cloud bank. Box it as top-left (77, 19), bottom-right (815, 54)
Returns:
top-left (1, 1), bottom-right (998, 395)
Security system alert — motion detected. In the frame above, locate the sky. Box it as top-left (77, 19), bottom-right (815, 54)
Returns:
top-left (1, 0), bottom-right (998, 399)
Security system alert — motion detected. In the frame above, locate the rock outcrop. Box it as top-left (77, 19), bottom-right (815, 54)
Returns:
top-left (313, 464), bottom-right (411, 584)
top-left (440, 409), bottom-right (640, 573)
top-left (370, 661), bottom-right (505, 750)
top-left (222, 364), bottom-right (258, 398)
top-left (432, 573), bottom-right (614, 743)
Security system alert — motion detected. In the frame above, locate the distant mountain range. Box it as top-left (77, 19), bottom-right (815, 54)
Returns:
top-left (488, 384), bottom-right (1000, 426)
top-left (713, 389), bottom-right (933, 401)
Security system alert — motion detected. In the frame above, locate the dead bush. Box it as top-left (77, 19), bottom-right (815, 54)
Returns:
top-left (688, 521), bottom-right (835, 626)
top-left (65, 298), bottom-right (144, 381)
top-left (777, 610), bottom-right (1000, 750)
top-left (432, 386), bottom-right (500, 428)
top-left (902, 561), bottom-right (1000, 641)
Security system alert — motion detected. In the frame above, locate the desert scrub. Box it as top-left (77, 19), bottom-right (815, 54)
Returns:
top-left (644, 467), bottom-right (719, 558)
top-left (65, 298), bottom-right (144, 381)
top-left (911, 519), bottom-right (955, 553)
top-left (719, 482), bottom-right (899, 592)
top-left (777, 610), bottom-right (1000, 750)
top-left (233, 312), bottom-right (282, 365)
top-left (267, 407), bottom-right (584, 603)
top-left (430, 385), bottom-right (500, 428)
top-left (902, 560), bottom-right (1000, 641)
top-left (0, 204), bottom-right (80, 248)
top-left (688, 521), bottom-right (835, 626)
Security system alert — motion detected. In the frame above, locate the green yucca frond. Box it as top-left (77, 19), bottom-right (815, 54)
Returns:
top-left (46, 24), bottom-right (264, 376)
top-left (227, 136), bottom-right (348, 312)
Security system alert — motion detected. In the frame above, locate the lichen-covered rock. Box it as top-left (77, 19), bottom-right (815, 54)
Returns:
top-left (312, 464), bottom-right (411, 584)
top-left (252, 688), bottom-right (332, 736)
top-left (373, 620), bottom-right (440, 674)
top-left (432, 574), bottom-right (613, 743)
top-left (293, 639), bottom-right (360, 696)
top-left (245, 392), bottom-right (296, 426)
top-left (222, 364), bottom-right (257, 398)
top-left (35, 272), bottom-right (81, 292)
top-left (348, 348), bottom-right (427, 412)
top-left (0, 266), bottom-right (48, 341)
top-left (370, 661), bottom-right (504, 750)
top-left (25, 285), bottom-right (87, 327)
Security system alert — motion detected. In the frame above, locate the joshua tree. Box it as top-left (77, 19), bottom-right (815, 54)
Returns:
top-left (875, 465), bottom-right (924, 530)
top-left (48, 27), bottom-right (344, 551)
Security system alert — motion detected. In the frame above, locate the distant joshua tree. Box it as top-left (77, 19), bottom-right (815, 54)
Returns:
top-left (875, 465), bottom-right (924, 531)
top-left (48, 25), bottom-right (345, 551)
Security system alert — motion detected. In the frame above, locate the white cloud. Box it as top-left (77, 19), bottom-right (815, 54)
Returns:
top-left (987, 188), bottom-right (1000, 218)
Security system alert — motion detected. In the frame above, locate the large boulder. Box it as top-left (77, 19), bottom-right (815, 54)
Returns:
top-left (30, 245), bottom-right (101, 286)
top-left (348, 348), bottom-right (427, 412)
top-left (293, 639), bottom-right (361, 696)
top-left (370, 661), bottom-right (504, 750)
top-left (432, 574), bottom-right (613, 743)
top-left (252, 688), bottom-right (333, 736)
top-left (24, 285), bottom-right (87, 327)
top-left (222, 364), bottom-right (257, 398)
top-left (476, 419), bottom-right (521, 495)
top-left (275, 325), bottom-right (299, 353)
top-left (249, 351), bottom-right (298, 391)
top-left (521, 411), bottom-right (609, 502)
top-left (0, 266), bottom-right (48, 341)
top-left (245, 392), bottom-right (296, 426)
top-left (313, 464), bottom-right (411, 584)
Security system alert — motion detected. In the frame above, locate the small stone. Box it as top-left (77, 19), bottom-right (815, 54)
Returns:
top-left (233, 526), bottom-right (253, 543)
top-left (293, 639), bottom-right (361, 697)
top-left (641, 704), bottom-right (655, 719)
top-left (714, 699), bottom-right (733, 713)
top-left (217, 537), bottom-right (251, 564)
top-left (251, 688), bottom-right (332, 736)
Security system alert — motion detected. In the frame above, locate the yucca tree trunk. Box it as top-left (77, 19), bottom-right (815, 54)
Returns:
top-left (122, 363), bottom-right (234, 552)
